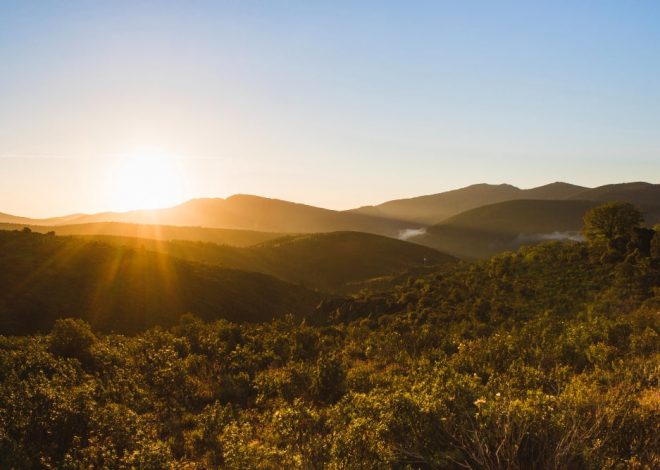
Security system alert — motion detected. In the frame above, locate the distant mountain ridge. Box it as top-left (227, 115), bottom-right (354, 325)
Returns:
top-left (349, 182), bottom-right (628, 224)
top-left (0, 195), bottom-right (419, 237)
top-left (1, 182), bottom-right (657, 241)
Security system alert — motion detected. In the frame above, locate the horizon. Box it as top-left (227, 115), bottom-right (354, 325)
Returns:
top-left (2, 1), bottom-right (660, 216)
top-left (2, 179), bottom-right (658, 220)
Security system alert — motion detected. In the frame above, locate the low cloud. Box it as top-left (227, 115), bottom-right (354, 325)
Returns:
top-left (398, 227), bottom-right (426, 241)
top-left (517, 231), bottom-right (584, 243)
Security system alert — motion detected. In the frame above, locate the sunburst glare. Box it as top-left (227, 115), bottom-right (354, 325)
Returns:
top-left (104, 149), bottom-right (189, 212)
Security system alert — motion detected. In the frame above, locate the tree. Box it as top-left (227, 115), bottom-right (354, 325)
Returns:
top-left (582, 202), bottom-right (643, 251)
top-left (48, 318), bottom-right (97, 366)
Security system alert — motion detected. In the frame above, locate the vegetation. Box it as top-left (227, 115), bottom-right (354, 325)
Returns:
top-left (582, 202), bottom-right (645, 250)
top-left (74, 231), bottom-right (454, 294)
top-left (0, 204), bottom-right (658, 468)
top-left (0, 230), bottom-right (322, 334)
top-left (410, 199), bottom-right (660, 259)
top-left (0, 221), bottom-right (284, 247)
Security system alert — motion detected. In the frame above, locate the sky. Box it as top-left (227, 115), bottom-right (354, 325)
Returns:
top-left (1, 1), bottom-right (659, 217)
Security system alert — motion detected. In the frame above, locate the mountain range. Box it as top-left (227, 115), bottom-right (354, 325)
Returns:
top-left (351, 182), bottom-right (660, 224)
top-left (1, 182), bottom-right (658, 259)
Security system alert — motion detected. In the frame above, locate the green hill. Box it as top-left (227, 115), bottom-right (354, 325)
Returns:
top-left (0, 229), bottom-right (323, 334)
top-left (75, 231), bottom-right (455, 293)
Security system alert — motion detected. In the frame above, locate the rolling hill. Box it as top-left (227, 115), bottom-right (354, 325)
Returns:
top-left (409, 198), bottom-right (660, 259)
top-left (2, 182), bottom-right (656, 238)
top-left (0, 212), bottom-right (85, 226)
top-left (0, 221), bottom-right (283, 247)
top-left (48, 195), bottom-right (420, 236)
top-left (349, 182), bottom-right (588, 224)
top-left (567, 182), bottom-right (660, 207)
top-left (0, 229), bottom-right (323, 334)
top-left (73, 231), bottom-right (455, 293)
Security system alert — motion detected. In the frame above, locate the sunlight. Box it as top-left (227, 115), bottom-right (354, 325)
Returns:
top-left (105, 149), bottom-right (189, 212)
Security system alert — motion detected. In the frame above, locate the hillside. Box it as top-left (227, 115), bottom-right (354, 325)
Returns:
top-left (2, 226), bottom-right (657, 468)
top-left (62, 195), bottom-right (420, 236)
top-left (0, 229), bottom-right (323, 334)
top-left (441, 199), bottom-right (598, 233)
top-left (350, 183), bottom-right (522, 224)
top-left (409, 200), bottom-right (598, 258)
top-left (78, 231), bottom-right (454, 293)
top-left (349, 182), bottom-right (660, 224)
top-left (568, 182), bottom-right (660, 207)
top-left (405, 198), bottom-right (660, 259)
top-left (3, 182), bottom-right (657, 237)
top-left (0, 211), bottom-right (85, 226)
top-left (0, 221), bottom-right (283, 247)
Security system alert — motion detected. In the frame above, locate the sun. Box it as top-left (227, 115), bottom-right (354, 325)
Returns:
top-left (105, 150), bottom-right (189, 212)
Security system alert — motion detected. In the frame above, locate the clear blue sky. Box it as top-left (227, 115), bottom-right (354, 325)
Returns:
top-left (1, 1), bottom-right (659, 216)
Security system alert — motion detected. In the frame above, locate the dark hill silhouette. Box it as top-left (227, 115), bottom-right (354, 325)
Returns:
top-left (0, 230), bottom-right (323, 335)
top-left (73, 231), bottom-right (455, 293)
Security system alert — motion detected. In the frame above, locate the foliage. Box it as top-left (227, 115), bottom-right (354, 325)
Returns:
top-left (582, 202), bottom-right (644, 251)
top-left (0, 230), bottom-right (321, 334)
top-left (0, 204), bottom-right (658, 468)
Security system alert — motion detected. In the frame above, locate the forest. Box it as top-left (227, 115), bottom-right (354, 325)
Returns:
top-left (0, 202), bottom-right (658, 468)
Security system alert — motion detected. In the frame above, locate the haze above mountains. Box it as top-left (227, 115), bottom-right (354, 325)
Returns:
top-left (2, 181), bottom-right (659, 260)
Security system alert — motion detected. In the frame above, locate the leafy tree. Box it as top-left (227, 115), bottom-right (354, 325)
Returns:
top-left (582, 202), bottom-right (644, 252)
top-left (48, 317), bottom-right (96, 366)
